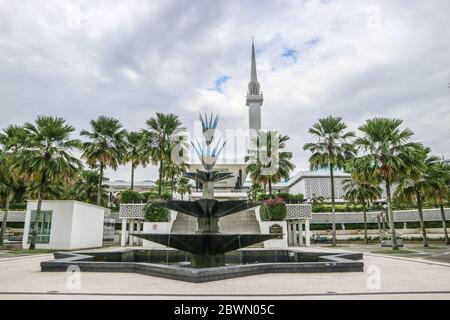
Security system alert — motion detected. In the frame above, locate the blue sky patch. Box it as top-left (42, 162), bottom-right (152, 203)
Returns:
top-left (282, 48), bottom-right (298, 63)
top-left (208, 75), bottom-right (230, 93)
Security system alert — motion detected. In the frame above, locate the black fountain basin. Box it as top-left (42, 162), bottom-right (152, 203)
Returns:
top-left (40, 249), bottom-right (364, 283)
top-left (133, 233), bottom-right (282, 267)
top-left (133, 233), bottom-right (280, 255)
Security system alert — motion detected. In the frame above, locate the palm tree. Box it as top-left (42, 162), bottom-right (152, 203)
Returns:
top-left (269, 133), bottom-right (296, 195)
top-left (125, 131), bottom-right (147, 190)
top-left (303, 116), bottom-right (356, 246)
top-left (176, 177), bottom-right (192, 200)
top-left (423, 159), bottom-right (450, 245)
top-left (165, 160), bottom-right (189, 194)
top-left (310, 194), bottom-right (325, 205)
top-left (142, 113), bottom-right (184, 197)
top-left (0, 125), bottom-right (28, 246)
top-left (69, 170), bottom-right (109, 204)
top-left (14, 116), bottom-right (82, 250)
top-left (81, 116), bottom-right (127, 205)
top-left (246, 131), bottom-right (296, 196)
top-left (248, 182), bottom-right (264, 202)
top-left (395, 147), bottom-right (439, 247)
top-left (354, 118), bottom-right (423, 250)
top-left (343, 178), bottom-right (382, 243)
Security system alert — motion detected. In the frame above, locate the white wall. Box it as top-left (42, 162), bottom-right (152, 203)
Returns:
top-left (70, 201), bottom-right (105, 249)
top-left (23, 201), bottom-right (74, 250)
top-left (23, 200), bottom-right (106, 250)
top-left (287, 178), bottom-right (305, 195)
top-left (254, 206), bottom-right (288, 248)
top-left (259, 221), bottom-right (288, 248)
top-left (142, 222), bottom-right (172, 248)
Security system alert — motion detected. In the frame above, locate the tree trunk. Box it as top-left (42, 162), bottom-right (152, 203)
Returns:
top-left (0, 189), bottom-right (12, 246)
top-left (416, 192), bottom-right (428, 247)
top-left (171, 174), bottom-right (175, 194)
top-left (385, 180), bottom-right (398, 250)
top-left (97, 164), bottom-right (104, 206)
top-left (130, 163), bottom-right (135, 191)
top-left (158, 159), bottom-right (164, 197)
top-left (440, 205), bottom-right (449, 245)
top-left (330, 164), bottom-right (337, 247)
top-left (268, 179), bottom-right (272, 196)
top-left (29, 188), bottom-right (43, 250)
top-left (362, 202), bottom-right (368, 244)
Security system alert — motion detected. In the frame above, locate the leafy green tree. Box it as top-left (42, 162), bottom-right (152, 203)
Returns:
top-left (165, 158), bottom-right (189, 194)
top-left (247, 183), bottom-right (264, 202)
top-left (125, 131), bottom-right (148, 190)
top-left (354, 118), bottom-right (423, 250)
top-left (69, 170), bottom-right (109, 205)
top-left (424, 160), bottom-right (450, 244)
top-left (246, 131), bottom-right (295, 196)
top-left (395, 147), bottom-right (439, 247)
top-left (81, 116), bottom-right (127, 205)
top-left (176, 176), bottom-right (191, 200)
top-left (0, 125), bottom-right (28, 246)
top-left (120, 189), bottom-right (145, 203)
top-left (14, 116), bottom-right (82, 250)
top-left (142, 113), bottom-right (184, 197)
top-left (343, 177), bottom-right (382, 243)
top-left (303, 116), bottom-right (356, 246)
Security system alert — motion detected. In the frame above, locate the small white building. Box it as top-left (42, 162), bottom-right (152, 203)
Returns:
top-left (22, 200), bottom-right (107, 250)
top-left (277, 170), bottom-right (351, 200)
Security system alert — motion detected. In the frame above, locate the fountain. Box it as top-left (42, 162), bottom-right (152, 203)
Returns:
top-left (40, 113), bottom-right (363, 282)
top-left (132, 113), bottom-right (280, 267)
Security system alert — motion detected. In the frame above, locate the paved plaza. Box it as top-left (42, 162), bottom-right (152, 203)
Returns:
top-left (0, 246), bottom-right (449, 300)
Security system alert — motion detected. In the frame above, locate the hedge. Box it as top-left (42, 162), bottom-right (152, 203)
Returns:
top-left (144, 203), bottom-right (170, 222)
top-left (120, 190), bottom-right (145, 203)
top-left (0, 203), bottom-right (27, 210)
top-left (260, 204), bottom-right (287, 221)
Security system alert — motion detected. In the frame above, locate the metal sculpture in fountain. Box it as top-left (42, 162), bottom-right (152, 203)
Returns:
top-left (133, 113), bottom-right (280, 267)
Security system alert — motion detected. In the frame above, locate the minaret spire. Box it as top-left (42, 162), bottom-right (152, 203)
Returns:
top-left (248, 37), bottom-right (261, 95)
top-left (246, 38), bottom-right (263, 132)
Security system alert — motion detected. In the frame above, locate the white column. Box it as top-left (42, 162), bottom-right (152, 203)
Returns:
top-left (299, 220), bottom-right (303, 246)
top-left (305, 220), bottom-right (311, 247)
top-left (128, 219), bottom-right (134, 246)
top-left (288, 221), bottom-right (294, 246)
top-left (136, 220), bottom-right (142, 245)
top-left (295, 221), bottom-right (300, 246)
top-left (120, 218), bottom-right (127, 247)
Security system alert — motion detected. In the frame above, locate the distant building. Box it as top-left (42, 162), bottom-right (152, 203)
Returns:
top-left (108, 180), bottom-right (155, 193)
top-left (275, 170), bottom-right (351, 201)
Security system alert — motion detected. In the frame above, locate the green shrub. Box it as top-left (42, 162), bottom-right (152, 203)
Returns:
top-left (145, 191), bottom-right (173, 201)
top-left (120, 190), bottom-right (145, 204)
top-left (257, 193), bottom-right (272, 201)
top-left (0, 203), bottom-right (27, 210)
top-left (277, 193), bottom-right (290, 202)
top-left (260, 203), bottom-right (287, 221)
top-left (144, 203), bottom-right (170, 222)
top-left (277, 192), bottom-right (304, 203)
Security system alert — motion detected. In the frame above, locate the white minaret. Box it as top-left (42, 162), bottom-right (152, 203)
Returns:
top-left (246, 39), bottom-right (263, 134)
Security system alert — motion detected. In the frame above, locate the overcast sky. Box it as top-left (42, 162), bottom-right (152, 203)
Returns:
top-left (1, 0), bottom-right (449, 182)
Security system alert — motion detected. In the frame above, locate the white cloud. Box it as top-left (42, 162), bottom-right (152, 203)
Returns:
top-left (0, 0), bottom-right (449, 181)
